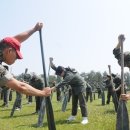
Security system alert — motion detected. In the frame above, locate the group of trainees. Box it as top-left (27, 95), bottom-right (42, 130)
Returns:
top-left (0, 22), bottom-right (130, 126)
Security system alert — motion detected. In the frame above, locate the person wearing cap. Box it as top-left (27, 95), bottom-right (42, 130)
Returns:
top-left (0, 22), bottom-right (51, 97)
top-left (50, 57), bottom-right (88, 125)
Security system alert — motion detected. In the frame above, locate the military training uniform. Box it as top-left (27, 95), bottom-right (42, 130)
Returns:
top-left (113, 48), bottom-right (130, 67)
top-left (29, 75), bottom-right (44, 113)
top-left (0, 50), bottom-right (13, 88)
top-left (55, 68), bottom-right (88, 118)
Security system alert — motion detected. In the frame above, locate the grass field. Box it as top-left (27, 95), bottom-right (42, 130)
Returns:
top-left (0, 91), bottom-right (130, 130)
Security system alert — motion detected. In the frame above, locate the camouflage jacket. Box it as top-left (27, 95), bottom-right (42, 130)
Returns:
top-left (29, 76), bottom-right (44, 90)
top-left (0, 49), bottom-right (13, 87)
top-left (56, 70), bottom-right (86, 95)
top-left (113, 48), bottom-right (130, 67)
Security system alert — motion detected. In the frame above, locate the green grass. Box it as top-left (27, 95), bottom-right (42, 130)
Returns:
top-left (0, 92), bottom-right (130, 130)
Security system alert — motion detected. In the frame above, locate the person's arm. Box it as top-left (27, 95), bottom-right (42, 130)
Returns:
top-left (115, 34), bottom-right (125, 49)
top-left (120, 93), bottom-right (130, 101)
top-left (13, 22), bottom-right (43, 43)
top-left (6, 78), bottom-right (51, 97)
top-left (54, 72), bottom-right (74, 91)
top-left (113, 85), bottom-right (121, 91)
top-left (49, 57), bottom-right (57, 71)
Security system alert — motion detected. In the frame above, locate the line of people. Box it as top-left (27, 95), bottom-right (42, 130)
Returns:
top-left (1, 21), bottom-right (130, 128)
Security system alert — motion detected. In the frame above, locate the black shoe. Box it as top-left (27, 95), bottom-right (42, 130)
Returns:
top-left (1, 103), bottom-right (8, 107)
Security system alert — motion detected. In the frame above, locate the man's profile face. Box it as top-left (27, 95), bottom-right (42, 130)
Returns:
top-left (60, 71), bottom-right (64, 77)
top-left (3, 47), bottom-right (17, 65)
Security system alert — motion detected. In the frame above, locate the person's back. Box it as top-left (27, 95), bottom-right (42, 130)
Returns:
top-left (29, 75), bottom-right (44, 90)
top-left (61, 69), bottom-right (86, 95)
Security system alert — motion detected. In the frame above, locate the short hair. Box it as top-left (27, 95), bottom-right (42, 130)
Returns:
top-left (112, 73), bottom-right (116, 78)
top-left (0, 40), bottom-right (12, 50)
top-left (55, 66), bottom-right (65, 75)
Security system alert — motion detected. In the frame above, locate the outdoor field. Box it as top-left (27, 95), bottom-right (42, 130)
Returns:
top-left (0, 91), bottom-right (130, 130)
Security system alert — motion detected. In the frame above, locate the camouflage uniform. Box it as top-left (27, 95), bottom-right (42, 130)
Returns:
top-left (0, 49), bottom-right (13, 87)
top-left (113, 48), bottom-right (130, 67)
top-left (56, 69), bottom-right (88, 117)
top-left (1, 66), bottom-right (11, 107)
top-left (0, 49), bottom-right (13, 108)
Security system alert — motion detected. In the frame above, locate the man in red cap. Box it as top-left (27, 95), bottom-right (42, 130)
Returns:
top-left (0, 22), bottom-right (51, 97)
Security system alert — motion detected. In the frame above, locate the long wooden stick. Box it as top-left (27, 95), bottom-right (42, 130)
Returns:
top-left (116, 34), bottom-right (129, 130)
top-left (37, 29), bottom-right (56, 130)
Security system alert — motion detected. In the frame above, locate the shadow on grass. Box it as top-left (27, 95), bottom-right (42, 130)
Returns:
top-left (0, 108), bottom-right (11, 111)
top-left (14, 119), bottom-right (79, 129)
top-left (54, 108), bottom-right (71, 112)
top-left (1, 113), bottom-right (36, 119)
top-left (103, 109), bottom-right (116, 114)
top-left (94, 104), bottom-right (105, 106)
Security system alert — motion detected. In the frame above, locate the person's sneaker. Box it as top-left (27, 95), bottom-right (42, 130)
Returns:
top-left (67, 115), bottom-right (76, 121)
top-left (81, 117), bottom-right (88, 125)
top-left (15, 107), bottom-right (20, 111)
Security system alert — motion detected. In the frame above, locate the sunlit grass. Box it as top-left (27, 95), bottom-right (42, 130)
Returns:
top-left (0, 91), bottom-right (130, 130)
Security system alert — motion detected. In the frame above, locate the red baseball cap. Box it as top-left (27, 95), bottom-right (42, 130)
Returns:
top-left (3, 37), bottom-right (23, 59)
